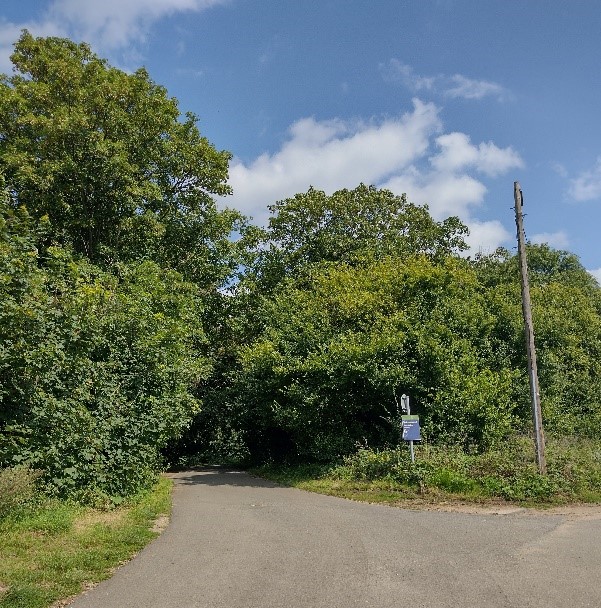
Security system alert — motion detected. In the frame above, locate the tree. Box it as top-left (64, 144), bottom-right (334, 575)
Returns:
top-left (0, 32), bottom-right (258, 498)
top-left (199, 240), bottom-right (601, 463)
top-left (224, 256), bottom-right (519, 461)
top-left (254, 184), bottom-right (468, 289)
top-left (474, 244), bottom-right (599, 292)
top-left (0, 32), bottom-right (234, 265)
top-left (474, 244), bottom-right (601, 437)
top-left (0, 193), bottom-right (208, 497)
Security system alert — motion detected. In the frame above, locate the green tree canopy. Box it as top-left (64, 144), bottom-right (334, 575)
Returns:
top-left (0, 194), bottom-right (207, 498)
top-left (0, 33), bottom-right (259, 499)
top-left (0, 31), bottom-right (233, 264)
top-left (190, 237), bottom-right (601, 463)
top-left (255, 184), bottom-right (469, 289)
top-left (230, 255), bottom-right (519, 461)
top-left (474, 244), bottom-right (601, 435)
top-left (474, 243), bottom-right (599, 291)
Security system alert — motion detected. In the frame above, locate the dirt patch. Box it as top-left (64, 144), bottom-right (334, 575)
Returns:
top-left (0, 583), bottom-right (9, 596)
top-left (416, 502), bottom-right (525, 516)
top-left (533, 504), bottom-right (601, 520)
top-left (381, 497), bottom-right (524, 516)
top-left (384, 497), bottom-right (601, 519)
top-left (151, 514), bottom-right (170, 533)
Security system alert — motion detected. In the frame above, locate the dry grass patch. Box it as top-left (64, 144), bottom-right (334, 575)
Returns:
top-left (151, 514), bottom-right (170, 533)
top-left (72, 509), bottom-right (127, 533)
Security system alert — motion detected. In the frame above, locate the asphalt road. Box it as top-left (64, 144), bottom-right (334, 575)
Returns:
top-left (68, 467), bottom-right (601, 608)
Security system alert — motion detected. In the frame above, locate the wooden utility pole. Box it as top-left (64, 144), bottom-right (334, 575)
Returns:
top-left (514, 182), bottom-right (546, 474)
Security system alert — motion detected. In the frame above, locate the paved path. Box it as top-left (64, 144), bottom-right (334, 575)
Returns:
top-left (69, 467), bottom-right (601, 608)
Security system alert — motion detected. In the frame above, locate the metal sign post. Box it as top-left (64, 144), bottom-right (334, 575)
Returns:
top-left (401, 394), bottom-right (420, 463)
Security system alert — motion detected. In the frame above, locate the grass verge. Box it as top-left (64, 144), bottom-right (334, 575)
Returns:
top-left (251, 436), bottom-right (601, 508)
top-left (0, 476), bottom-right (172, 608)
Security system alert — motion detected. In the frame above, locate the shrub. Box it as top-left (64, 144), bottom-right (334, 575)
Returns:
top-left (0, 201), bottom-right (206, 500)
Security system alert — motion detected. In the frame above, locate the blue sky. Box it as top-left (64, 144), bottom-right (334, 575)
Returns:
top-left (1, 1), bottom-right (601, 278)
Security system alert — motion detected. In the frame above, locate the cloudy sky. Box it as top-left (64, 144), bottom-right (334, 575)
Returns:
top-left (1, 1), bottom-right (601, 278)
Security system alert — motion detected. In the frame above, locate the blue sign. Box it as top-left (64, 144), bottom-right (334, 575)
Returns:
top-left (401, 415), bottom-right (421, 441)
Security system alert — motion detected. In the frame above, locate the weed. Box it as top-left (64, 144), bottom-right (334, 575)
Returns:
top-left (0, 468), bottom-right (42, 519)
top-left (253, 436), bottom-right (601, 506)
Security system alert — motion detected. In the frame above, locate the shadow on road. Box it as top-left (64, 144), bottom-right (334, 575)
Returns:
top-left (168, 466), bottom-right (281, 489)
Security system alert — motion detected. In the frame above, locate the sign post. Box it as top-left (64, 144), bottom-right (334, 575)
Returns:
top-left (401, 394), bottom-right (420, 463)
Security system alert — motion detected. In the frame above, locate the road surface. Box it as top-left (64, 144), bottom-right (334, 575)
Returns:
top-left (68, 466), bottom-right (601, 608)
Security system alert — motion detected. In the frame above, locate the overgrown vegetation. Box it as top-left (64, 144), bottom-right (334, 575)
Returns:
top-left (184, 208), bottom-right (601, 464)
top-left (0, 32), bottom-right (255, 501)
top-left (1, 31), bottom-right (601, 517)
top-left (0, 476), bottom-right (171, 608)
top-left (0, 467), bottom-right (42, 519)
top-left (253, 436), bottom-right (601, 505)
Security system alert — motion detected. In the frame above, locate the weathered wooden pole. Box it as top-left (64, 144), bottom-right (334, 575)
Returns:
top-left (513, 182), bottom-right (546, 474)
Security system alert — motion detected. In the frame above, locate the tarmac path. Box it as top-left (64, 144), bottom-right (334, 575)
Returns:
top-left (68, 467), bottom-right (601, 608)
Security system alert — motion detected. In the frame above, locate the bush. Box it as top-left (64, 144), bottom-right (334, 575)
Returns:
top-left (334, 448), bottom-right (408, 481)
top-left (235, 256), bottom-right (521, 462)
top-left (0, 202), bottom-right (207, 500)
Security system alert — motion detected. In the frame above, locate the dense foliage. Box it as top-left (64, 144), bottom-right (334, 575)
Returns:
top-left (0, 198), bottom-right (207, 498)
top-left (255, 184), bottom-right (468, 290)
top-left (180, 188), bottom-right (601, 464)
top-left (231, 256), bottom-right (518, 460)
top-left (474, 246), bottom-right (601, 436)
top-left (0, 32), bottom-right (233, 264)
top-left (1, 33), bottom-right (600, 503)
top-left (0, 33), bottom-right (249, 500)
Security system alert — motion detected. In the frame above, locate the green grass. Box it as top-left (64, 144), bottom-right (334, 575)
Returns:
top-left (251, 436), bottom-right (601, 508)
top-left (0, 476), bottom-right (172, 608)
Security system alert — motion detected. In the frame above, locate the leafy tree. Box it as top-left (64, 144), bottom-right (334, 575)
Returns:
top-left (0, 34), bottom-right (265, 496)
top-left (474, 244), bottom-right (601, 437)
top-left (199, 239), bottom-right (601, 463)
top-left (226, 256), bottom-right (519, 461)
top-left (531, 282), bottom-right (601, 435)
top-left (180, 186), bottom-right (470, 462)
top-left (474, 244), bottom-right (599, 291)
top-left (0, 195), bottom-right (207, 498)
top-left (255, 184), bottom-right (468, 289)
top-left (0, 31), bottom-right (236, 268)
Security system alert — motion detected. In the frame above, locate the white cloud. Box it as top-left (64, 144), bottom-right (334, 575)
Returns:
top-left (464, 220), bottom-right (512, 256)
top-left (229, 99), bottom-right (442, 224)
top-left (380, 59), bottom-right (436, 92)
top-left (228, 99), bottom-right (523, 255)
top-left (588, 268), bottom-right (601, 285)
top-left (380, 170), bottom-right (486, 220)
top-left (445, 74), bottom-right (506, 100)
top-left (380, 59), bottom-right (508, 102)
top-left (430, 132), bottom-right (524, 178)
top-left (530, 231), bottom-right (569, 249)
top-left (175, 67), bottom-right (204, 79)
top-left (0, 0), bottom-right (227, 70)
top-left (568, 157), bottom-right (601, 202)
